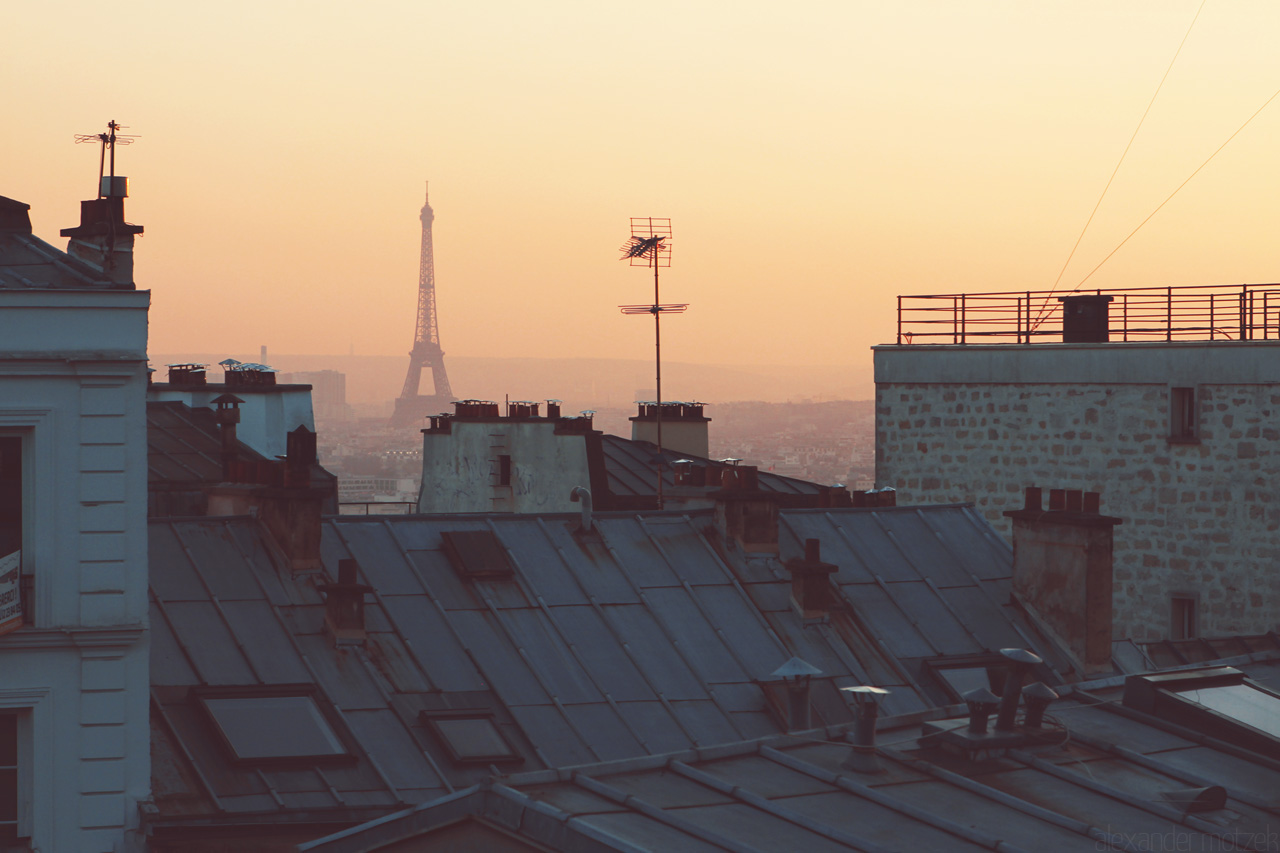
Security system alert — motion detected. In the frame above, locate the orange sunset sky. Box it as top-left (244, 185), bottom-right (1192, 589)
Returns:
top-left (6, 1), bottom-right (1280, 372)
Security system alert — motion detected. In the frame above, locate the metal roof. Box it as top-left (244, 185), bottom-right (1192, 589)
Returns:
top-left (599, 434), bottom-right (824, 498)
top-left (299, 663), bottom-right (1280, 852)
top-left (0, 198), bottom-right (118, 288)
top-left (147, 503), bottom-right (1071, 837)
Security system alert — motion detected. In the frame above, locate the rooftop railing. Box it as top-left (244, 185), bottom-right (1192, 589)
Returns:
top-left (895, 283), bottom-right (1280, 345)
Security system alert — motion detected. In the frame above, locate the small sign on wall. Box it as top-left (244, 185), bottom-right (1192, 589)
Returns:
top-left (0, 551), bottom-right (21, 636)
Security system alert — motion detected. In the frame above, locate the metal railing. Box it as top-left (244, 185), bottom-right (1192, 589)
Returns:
top-left (895, 283), bottom-right (1280, 345)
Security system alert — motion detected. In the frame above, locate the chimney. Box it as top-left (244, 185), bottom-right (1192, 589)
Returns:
top-left (318, 558), bottom-right (373, 645)
top-left (963, 686), bottom-right (999, 734)
top-left (771, 657), bottom-right (821, 731)
top-left (786, 539), bottom-right (839, 619)
top-left (630, 401), bottom-right (710, 459)
top-left (1004, 486), bottom-right (1121, 675)
top-left (60, 189), bottom-right (144, 288)
top-left (1021, 682), bottom-right (1058, 729)
top-left (994, 648), bottom-right (1041, 732)
top-left (212, 394), bottom-right (244, 480)
top-left (714, 465), bottom-right (779, 554)
top-left (841, 686), bottom-right (889, 773)
top-left (167, 364), bottom-right (207, 386)
top-left (285, 425), bottom-right (317, 488)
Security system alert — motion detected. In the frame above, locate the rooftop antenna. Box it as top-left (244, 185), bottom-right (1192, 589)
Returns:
top-left (619, 217), bottom-right (686, 510)
top-left (74, 120), bottom-right (138, 197)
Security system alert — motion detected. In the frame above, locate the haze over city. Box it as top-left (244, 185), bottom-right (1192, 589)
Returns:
top-left (9, 1), bottom-right (1280, 380)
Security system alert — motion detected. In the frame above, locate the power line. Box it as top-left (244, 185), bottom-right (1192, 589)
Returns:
top-left (1072, 82), bottom-right (1280, 292)
top-left (1032, 0), bottom-right (1206, 330)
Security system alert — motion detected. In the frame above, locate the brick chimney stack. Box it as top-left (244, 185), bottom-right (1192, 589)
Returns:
top-left (60, 189), bottom-right (143, 288)
top-left (1004, 486), bottom-right (1122, 674)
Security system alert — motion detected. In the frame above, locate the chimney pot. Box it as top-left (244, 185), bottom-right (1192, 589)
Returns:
top-left (1083, 491), bottom-right (1101, 514)
top-left (995, 648), bottom-right (1042, 732)
top-left (841, 686), bottom-right (889, 773)
top-left (1065, 489), bottom-right (1083, 512)
top-left (805, 538), bottom-right (821, 562)
top-left (963, 686), bottom-right (1000, 735)
top-left (1021, 681), bottom-right (1058, 729)
top-left (1048, 488), bottom-right (1066, 511)
top-left (1024, 486), bottom-right (1042, 511)
top-left (338, 558), bottom-right (358, 585)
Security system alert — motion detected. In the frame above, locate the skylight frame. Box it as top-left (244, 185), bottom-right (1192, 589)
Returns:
top-left (419, 708), bottom-right (523, 766)
top-left (1123, 666), bottom-right (1280, 761)
top-left (191, 684), bottom-right (359, 768)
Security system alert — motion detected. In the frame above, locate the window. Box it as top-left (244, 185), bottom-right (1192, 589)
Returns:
top-left (0, 709), bottom-right (30, 845)
top-left (1171, 594), bottom-right (1198, 640)
top-left (1124, 666), bottom-right (1280, 760)
top-left (0, 713), bottom-right (15, 844)
top-left (923, 654), bottom-right (1024, 703)
top-left (194, 686), bottom-right (356, 766)
top-left (0, 437), bottom-right (23, 633)
top-left (440, 531), bottom-right (514, 579)
top-left (497, 454), bottom-right (512, 486)
top-left (1170, 387), bottom-right (1197, 441)
top-left (420, 710), bottom-right (522, 765)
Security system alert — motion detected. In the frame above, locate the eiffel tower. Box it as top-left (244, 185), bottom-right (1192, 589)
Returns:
top-left (391, 184), bottom-right (455, 427)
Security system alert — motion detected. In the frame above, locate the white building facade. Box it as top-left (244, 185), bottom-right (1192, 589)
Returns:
top-left (0, 195), bottom-right (150, 851)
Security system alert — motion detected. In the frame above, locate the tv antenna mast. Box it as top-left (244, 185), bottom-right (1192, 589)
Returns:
top-left (619, 217), bottom-right (686, 510)
top-left (74, 120), bottom-right (138, 196)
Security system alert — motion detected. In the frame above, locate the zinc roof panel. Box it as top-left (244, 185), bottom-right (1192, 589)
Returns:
top-left (218, 600), bottom-right (311, 684)
top-left (596, 518), bottom-right (680, 587)
top-left (693, 754), bottom-right (835, 798)
top-left (404, 549), bottom-right (483, 610)
top-left (161, 600), bottom-right (258, 685)
top-left (149, 600), bottom-right (199, 686)
top-left (379, 595), bottom-right (486, 692)
top-left (669, 801), bottom-right (854, 853)
top-left (940, 586), bottom-right (1026, 652)
top-left (1133, 745), bottom-right (1280, 808)
top-left (872, 511), bottom-right (976, 588)
top-left (600, 767), bottom-right (735, 808)
top-left (576, 811), bottom-right (724, 853)
top-left (763, 614), bottom-right (864, 682)
top-left (545, 605), bottom-right (655, 701)
top-left (508, 705), bottom-right (596, 766)
top-left (776, 513), bottom-right (875, 585)
top-left (669, 700), bottom-right (740, 747)
top-left (613, 701), bottom-right (696, 754)
top-left (642, 520), bottom-right (730, 587)
top-left (707, 683), bottom-right (765, 714)
top-left (170, 521), bottom-right (266, 602)
top-left (917, 506), bottom-right (1015, 580)
top-left (498, 608), bottom-right (602, 704)
top-left (561, 703), bottom-right (646, 761)
top-left (540, 521), bottom-right (641, 605)
top-left (342, 708), bottom-right (442, 790)
top-left (605, 605), bottom-right (709, 700)
top-left (632, 587), bottom-right (750, 684)
top-left (491, 518), bottom-right (589, 607)
top-left (884, 581), bottom-right (982, 655)
top-left (329, 522), bottom-right (423, 596)
top-left (148, 522), bottom-right (211, 603)
top-left (826, 513), bottom-right (917, 583)
top-left (690, 586), bottom-right (786, 679)
top-left (292, 634), bottom-right (386, 711)
top-left (229, 521), bottom-right (295, 606)
top-left (977, 765), bottom-right (1205, 843)
top-left (838, 582), bottom-right (937, 660)
top-left (776, 789), bottom-right (992, 853)
top-left (739, 580), bottom-right (790, 613)
top-left (449, 610), bottom-right (550, 705)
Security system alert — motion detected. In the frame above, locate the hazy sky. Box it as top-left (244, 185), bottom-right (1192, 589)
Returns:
top-left (7, 1), bottom-right (1280, 369)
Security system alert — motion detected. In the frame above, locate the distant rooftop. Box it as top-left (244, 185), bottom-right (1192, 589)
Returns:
top-left (895, 282), bottom-right (1280, 346)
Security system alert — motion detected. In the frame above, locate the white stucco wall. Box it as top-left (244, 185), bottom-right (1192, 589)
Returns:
top-left (418, 421), bottom-right (592, 513)
top-left (875, 341), bottom-right (1280, 642)
top-left (0, 289), bottom-right (150, 851)
top-left (147, 385), bottom-right (315, 459)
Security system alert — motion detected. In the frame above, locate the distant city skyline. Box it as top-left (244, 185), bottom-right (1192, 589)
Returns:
top-left (9, 1), bottom-right (1280, 369)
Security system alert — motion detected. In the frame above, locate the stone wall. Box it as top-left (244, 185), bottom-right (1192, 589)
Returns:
top-left (876, 380), bottom-right (1280, 641)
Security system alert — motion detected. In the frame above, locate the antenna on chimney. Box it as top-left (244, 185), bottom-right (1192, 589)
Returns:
top-left (619, 217), bottom-right (686, 510)
top-left (75, 120), bottom-right (138, 198)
